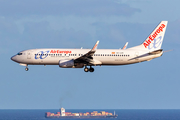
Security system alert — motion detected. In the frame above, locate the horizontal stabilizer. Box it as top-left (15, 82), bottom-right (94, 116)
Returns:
top-left (128, 49), bottom-right (163, 61)
top-left (148, 49), bottom-right (163, 55)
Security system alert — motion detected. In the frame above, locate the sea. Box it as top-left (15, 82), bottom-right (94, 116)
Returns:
top-left (0, 109), bottom-right (180, 120)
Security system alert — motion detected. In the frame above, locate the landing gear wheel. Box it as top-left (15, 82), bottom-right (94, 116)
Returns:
top-left (84, 67), bottom-right (89, 72)
top-left (89, 67), bottom-right (94, 72)
top-left (25, 67), bottom-right (29, 71)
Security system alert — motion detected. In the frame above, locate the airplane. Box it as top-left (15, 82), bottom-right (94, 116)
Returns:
top-left (11, 21), bottom-right (168, 72)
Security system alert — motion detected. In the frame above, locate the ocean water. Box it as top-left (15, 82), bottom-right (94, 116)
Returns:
top-left (0, 109), bottom-right (180, 120)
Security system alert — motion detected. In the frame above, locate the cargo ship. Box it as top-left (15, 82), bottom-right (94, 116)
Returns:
top-left (45, 107), bottom-right (118, 119)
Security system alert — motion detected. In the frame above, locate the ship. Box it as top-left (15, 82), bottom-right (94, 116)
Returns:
top-left (45, 107), bottom-right (118, 119)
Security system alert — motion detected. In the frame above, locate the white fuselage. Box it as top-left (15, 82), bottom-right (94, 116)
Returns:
top-left (11, 48), bottom-right (163, 66)
top-left (11, 21), bottom-right (167, 72)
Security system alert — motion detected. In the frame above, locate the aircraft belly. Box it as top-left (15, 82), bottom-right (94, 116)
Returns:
top-left (127, 53), bottom-right (162, 64)
top-left (97, 53), bottom-right (161, 65)
top-left (98, 57), bottom-right (128, 65)
top-left (138, 54), bottom-right (161, 62)
top-left (32, 57), bottom-right (59, 65)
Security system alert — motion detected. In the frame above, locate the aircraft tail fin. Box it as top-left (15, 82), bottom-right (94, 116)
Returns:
top-left (142, 21), bottom-right (168, 51)
top-left (129, 21), bottom-right (168, 52)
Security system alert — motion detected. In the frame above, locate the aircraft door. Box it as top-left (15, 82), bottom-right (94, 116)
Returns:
top-left (27, 52), bottom-right (31, 59)
top-left (62, 53), bottom-right (65, 57)
top-left (66, 54), bottom-right (69, 57)
top-left (135, 52), bottom-right (139, 60)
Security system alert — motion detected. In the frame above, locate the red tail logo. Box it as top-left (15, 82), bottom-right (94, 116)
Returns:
top-left (143, 24), bottom-right (165, 48)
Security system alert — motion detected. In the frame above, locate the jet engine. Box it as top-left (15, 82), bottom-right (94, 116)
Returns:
top-left (59, 59), bottom-right (84, 68)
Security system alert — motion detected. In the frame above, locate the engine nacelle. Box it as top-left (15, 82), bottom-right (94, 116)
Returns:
top-left (59, 59), bottom-right (74, 68)
top-left (59, 59), bottom-right (84, 68)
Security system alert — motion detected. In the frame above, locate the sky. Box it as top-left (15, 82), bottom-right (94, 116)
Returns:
top-left (0, 0), bottom-right (180, 109)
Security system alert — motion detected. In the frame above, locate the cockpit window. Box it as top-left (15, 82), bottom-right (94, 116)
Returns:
top-left (17, 52), bottom-right (23, 55)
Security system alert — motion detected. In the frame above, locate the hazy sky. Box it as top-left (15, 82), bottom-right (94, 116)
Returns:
top-left (1, 0), bottom-right (180, 109)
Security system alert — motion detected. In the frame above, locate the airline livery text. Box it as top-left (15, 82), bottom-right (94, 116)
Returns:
top-left (143, 24), bottom-right (165, 48)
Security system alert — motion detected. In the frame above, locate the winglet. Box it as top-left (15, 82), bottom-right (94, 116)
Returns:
top-left (92, 40), bottom-right (99, 51)
top-left (122, 42), bottom-right (128, 50)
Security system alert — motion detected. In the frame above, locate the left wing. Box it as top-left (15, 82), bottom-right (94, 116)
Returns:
top-left (74, 41), bottom-right (101, 65)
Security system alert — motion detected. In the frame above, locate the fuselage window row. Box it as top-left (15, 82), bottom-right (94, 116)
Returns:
top-left (34, 54), bottom-right (130, 57)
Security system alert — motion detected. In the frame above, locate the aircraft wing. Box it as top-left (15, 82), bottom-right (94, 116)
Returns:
top-left (74, 41), bottom-right (101, 65)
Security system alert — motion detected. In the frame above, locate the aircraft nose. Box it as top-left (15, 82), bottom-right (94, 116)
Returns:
top-left (11, 56), bottom-right (16, 62)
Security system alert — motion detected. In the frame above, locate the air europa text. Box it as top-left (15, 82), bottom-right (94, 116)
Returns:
top-left (50, 50), bottom-right (72, 54)
top-left (143, 24), bottom-right (165, 48)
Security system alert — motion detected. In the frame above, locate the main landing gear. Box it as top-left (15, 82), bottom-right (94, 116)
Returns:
top-left (84, 66), bottom-right (94, 72)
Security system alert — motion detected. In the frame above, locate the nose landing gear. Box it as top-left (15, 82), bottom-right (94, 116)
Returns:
top-left (84, 66), bottom-right (94, 72)
top-left (25, 65), bottom-right (29, 71)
